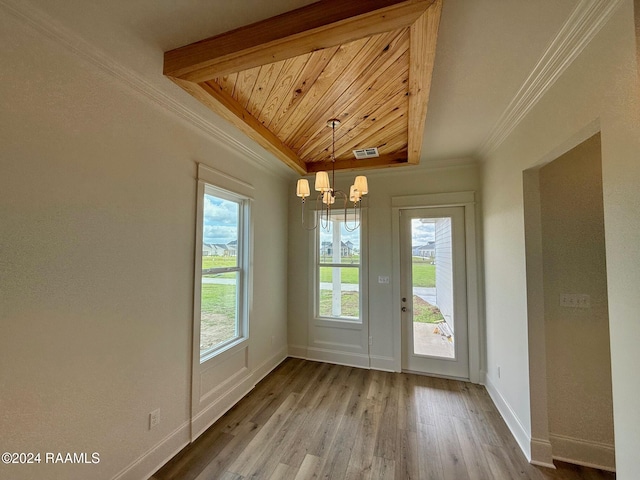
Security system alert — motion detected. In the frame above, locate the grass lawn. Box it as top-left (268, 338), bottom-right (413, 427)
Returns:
top-left (319, 291), bottom-right (359, 318)
top-left (412, 257), bottom-right (435, 288)
top-left (412, 295), bottom-right (445, 323)
top-left (202, 255), bottom-right (237, 269)
top-left (200, 283), bottom-right (236, 352)
top-left (319, 258), bottom-right (435, 288)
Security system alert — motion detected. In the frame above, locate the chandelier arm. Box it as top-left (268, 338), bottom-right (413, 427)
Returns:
top-left (344, 200), bottom-right (361, 232)
top-left (301, 196), bottom-right (320, 231)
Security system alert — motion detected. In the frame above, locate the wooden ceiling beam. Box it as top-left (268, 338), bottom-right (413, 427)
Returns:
top-left (407, 0), bottom-right (442, 164)
top-left (305, 152), bottom-right (409, 173)
top-left (170, 77), bottom-right (308, 174)
top-left (164, 0), bottom-right (435, 83)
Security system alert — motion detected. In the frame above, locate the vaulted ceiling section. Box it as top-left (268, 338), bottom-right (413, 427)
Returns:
top-left (164, 0), bottom-right (442, 175)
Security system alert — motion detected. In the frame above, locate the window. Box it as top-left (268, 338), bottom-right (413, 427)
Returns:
top-left (317, 212), bottom-right (361, 322)
top-left (197, 184), bottom-right (249, 361)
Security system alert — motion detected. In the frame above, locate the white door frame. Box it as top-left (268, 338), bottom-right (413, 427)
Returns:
top-left (391, 191), bottom-right (482, 383)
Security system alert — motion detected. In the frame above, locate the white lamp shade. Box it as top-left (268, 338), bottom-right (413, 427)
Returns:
top-left (349, 185), bottom-right (361, 202)
top-left (296, 178), bottom-right (310, 198)
top-left (354, 175), bottom-right (368, 195)
top-left (322, 191), bottom-right (335, 205)
top-left (315, 171), bottom-right (330, 192)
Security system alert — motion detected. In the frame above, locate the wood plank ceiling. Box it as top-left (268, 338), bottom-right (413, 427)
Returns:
top-left (164, 0), bottom-right (442, 175)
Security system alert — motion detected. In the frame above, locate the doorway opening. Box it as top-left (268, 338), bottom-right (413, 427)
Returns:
top-left (523, 132), bottom-right (615, 471)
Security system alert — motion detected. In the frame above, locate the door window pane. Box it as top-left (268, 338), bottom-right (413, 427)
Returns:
top-left (411, 217), bottom-right (455, 358)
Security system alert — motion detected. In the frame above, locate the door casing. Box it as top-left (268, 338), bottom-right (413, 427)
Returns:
top-left (391, 192), bottom-right (482, 383)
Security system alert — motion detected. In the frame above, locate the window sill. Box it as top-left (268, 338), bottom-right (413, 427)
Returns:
top-left (200, 336), bottom-right (248, 366)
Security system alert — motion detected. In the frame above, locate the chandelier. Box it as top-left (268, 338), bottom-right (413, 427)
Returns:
top-left (296, 119), bottom-right (368, 231)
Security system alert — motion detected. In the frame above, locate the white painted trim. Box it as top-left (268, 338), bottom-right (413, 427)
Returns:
top-left (391, 191), bottom-right (475, 208)
top-left (198, 164), bottom-right (255, 196)
top-left (464, 200), bottom-right (481, 384)
top-left (191, 372), bottom-right (254, 439)
top-left (306, 347), bottom-right (370, 369)
top-left (530, 438), bottom-right (555, 469)
top-left (117, 347), bottom-right (287, 480)
top-left (369, 355), bottom-right (396, 372)
top-left (479, 0), bottom-right (624, 157)
top-left (0, 0), bottom-right (291, 179)
top-left (112, 420), bottom-right (190, 480)
top-left (391, 191), bottom-right (481, 381)
top-left (252, 347), bottom-right (289, 382)
top-left (288, 344), bottom-right (309, 359)
top-left (192, 346), bottom-right (287, 439)
top-left (549, 433), bottom-right (616, 472)
top-left (484, 374), bottom-right (532, 461)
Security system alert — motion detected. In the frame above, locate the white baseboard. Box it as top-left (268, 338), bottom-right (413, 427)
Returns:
top-left (306, 346), bottom-right (370, 369)
top-left (112, 420), bottom-right (190, 480)
top-left (369, 354), bottom-right (396, 372)
top-left (530, 437), bottom-right (555, 468)
top-left (484, 374), bottom-right (531, 461)
top-left (191, 372), bottom-right (255, 440)
top-left (549, 433), bottom-right (615, 472)
top-left (287, 344), bottom-right (308, 359)
top-left (253, 346), bottom-right (289, 386)
top-left (192, 346), bottom-right (288, 439)
top-left (115, 347), bottom-right (288, 480)
top-left (290, 345), bottom-right (396, 372)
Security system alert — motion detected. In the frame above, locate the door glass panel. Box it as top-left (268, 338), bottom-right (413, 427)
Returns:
top-left (411, 217), bottom-right (455, 358)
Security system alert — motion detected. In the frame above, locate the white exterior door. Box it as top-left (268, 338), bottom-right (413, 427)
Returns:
top-left (400, 207), bottom-right (469, 379)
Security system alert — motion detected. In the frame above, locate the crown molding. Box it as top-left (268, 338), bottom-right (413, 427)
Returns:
top-left (0, 0), bottom-right (293, 179)
top-left (478, 0), bottom-right (624, 159)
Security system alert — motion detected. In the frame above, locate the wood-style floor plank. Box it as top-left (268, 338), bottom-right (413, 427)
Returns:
top-left (152, 359), bottom-right (616, 480)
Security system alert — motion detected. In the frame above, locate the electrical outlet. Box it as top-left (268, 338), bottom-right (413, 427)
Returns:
top-left (560, 293), bottom-right (591, 308)
top-left (149, 408), bottom-right (160, 430)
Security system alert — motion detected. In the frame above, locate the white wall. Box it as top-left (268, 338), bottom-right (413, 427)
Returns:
top-left (288, 163), bottom-right (481, 372)
top-left (481, 1), bottom-right (640, 475)
top-left (0, 8), bottom-right (289, 480)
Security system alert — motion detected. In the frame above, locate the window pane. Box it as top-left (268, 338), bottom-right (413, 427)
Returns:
top-left (200, 272), bottom-right (239, 354)
top-left (202, 193), bottom-right (239, 269)
top-left (318, 215), bottom-right (360, 265)
top-left (200, 190), bottom-right (242, 358)
top-left (318, 266), bottom-right (359, 319)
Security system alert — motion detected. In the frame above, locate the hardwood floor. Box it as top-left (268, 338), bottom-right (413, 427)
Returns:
top-left (151, 359), bottom-right (615, 480)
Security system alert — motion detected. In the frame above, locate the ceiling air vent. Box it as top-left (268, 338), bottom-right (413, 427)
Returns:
top-left (353, 147), bottom-right (379, 159)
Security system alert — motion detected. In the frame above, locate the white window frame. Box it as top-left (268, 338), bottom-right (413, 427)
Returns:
top-left (194, 165), bottom-right (253, 365)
